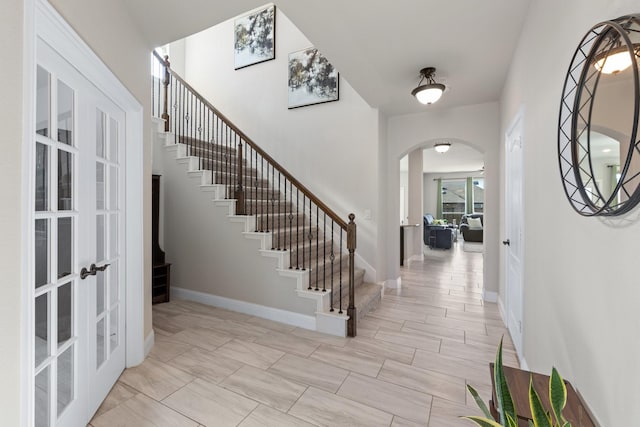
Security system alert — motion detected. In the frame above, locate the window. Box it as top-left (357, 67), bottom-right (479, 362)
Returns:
top-left (441, 179), bottom-right (466, 221)
top-left (473, 178), bottom-right (484, 213)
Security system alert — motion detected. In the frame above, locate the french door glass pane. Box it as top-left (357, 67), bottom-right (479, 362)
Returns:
top-left (96, 214), bottom-right (105, 262)
top-left (109, 214), bottom-right (118, 259)
top-left (35, 143), bottom-right (48, 211)
top-left (35, 293), bottom-right (49, 367)
top-left (58, 150), bottom-right (73, 211)
top-left (109, 117), bottom-right (118, 161)
top-left (109, 308), bottom-right (118, 354)
top-left (97, 272), bottom-right (105, 316)
top-left (96, 318), bottom-right (105, 368)
top-left (109, 166), bottom-right (118, 210)
top-left (35, 366), bottom-right (50, 427)
top-left (57, 282), bottom-right (72, 346)
top-left (57, 345), bottom-right (74, 416)
top-left (57, 217), bottom-right (72, 279)
top-left (35, 219), bottom-right (49, 289)
top-left (36, 66), bottom-right (50, 137)
top-left (96, 109), bottom-right (105, 158)
top-left (57, 80), bottom-right (74, 145)
top-left (109, 260), bottom-right (118, 306)
top-left (96, 162), bottom-right (105, 210)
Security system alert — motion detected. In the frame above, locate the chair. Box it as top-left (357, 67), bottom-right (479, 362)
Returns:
top-left (423, 214), bottom-right (454, 249)
top-left (460, 213), bottom-right (483, 242)
top-left (423, 214), bottom-right (435, 245)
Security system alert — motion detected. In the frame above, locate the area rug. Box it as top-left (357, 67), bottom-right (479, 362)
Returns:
top-left (463, 242), bottom-right (484, 253)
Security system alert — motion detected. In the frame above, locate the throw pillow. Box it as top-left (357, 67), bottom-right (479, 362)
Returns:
top-left (467, 217), bottom-right (482, 229)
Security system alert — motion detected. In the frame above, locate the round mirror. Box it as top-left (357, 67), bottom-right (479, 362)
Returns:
top-left (558, 14), bottom-right (640, 216)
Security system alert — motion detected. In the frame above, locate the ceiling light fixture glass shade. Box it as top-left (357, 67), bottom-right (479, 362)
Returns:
top-left (411, 67), bottom-right (446, 104)
top-left (434, 142), bottom-right (451, 153)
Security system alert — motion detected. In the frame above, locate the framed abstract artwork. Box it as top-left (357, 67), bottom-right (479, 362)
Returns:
top-left (288, 47), bottom-right (339, 109)
top-left (234, 5), bottom-right (276, 69)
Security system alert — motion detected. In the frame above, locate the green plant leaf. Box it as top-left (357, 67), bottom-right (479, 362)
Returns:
top-left (460, 416), bottom-right (504, 427)
top-left (561, 422), bottom-right (571, 427)
top-left (506, 413), bottom-right (518, 427)
top-left (529, 377), bottom-right (552, 427)
top-left (466, 384), bottom-right (494, 419)
top-left (528, 421), bottom-right (535, 427)
top-left (494, 337), bottom-right (517, 425)
top-left (549, 367), bottom-right (567, 425)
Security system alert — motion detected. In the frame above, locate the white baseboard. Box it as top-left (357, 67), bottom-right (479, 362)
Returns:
top-left (497, 296), bottom-right (507, 324)
top-left (383, 277), bottom-right (401, 290)
top-left (144, 330), bottom-right (155, 358)
top-left (171, 286), bottom-right (316, 331)
top-left (483, 290), bottom-right (498, 303)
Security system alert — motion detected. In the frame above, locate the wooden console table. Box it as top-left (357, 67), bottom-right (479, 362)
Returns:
top-left (489, 364), bottom-right (597, 427)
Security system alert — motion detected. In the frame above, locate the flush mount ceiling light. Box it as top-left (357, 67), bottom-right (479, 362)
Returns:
top-left (411, 67), bottom-right (446, 104)
top-left (434, 142), bottom-right (451, 153)
top-left (593, 44), bottom-right (639, 74)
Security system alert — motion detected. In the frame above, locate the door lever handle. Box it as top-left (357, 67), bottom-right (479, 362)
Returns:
top-left (95, 263), bottom-right (110, 272)
top-left (80, 263), bottom-right (111, 279)
top-left (502, 239), bottom-right (511, 246)
top-left (80, 263), bottom-right (96, 280)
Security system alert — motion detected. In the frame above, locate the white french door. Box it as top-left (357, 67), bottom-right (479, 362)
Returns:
top-left (81, 83), bottom-right (126, 417)
top-left (33, 38), bottom-right (125, 427)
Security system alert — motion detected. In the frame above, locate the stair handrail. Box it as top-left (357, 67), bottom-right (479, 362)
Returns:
top-left (153, 51), bottom-right (349, 230)
top-left (152, 51), bottom-right (358, 335)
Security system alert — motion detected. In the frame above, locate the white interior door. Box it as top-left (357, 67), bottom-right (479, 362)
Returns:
top-left (34, 38), bottom-right (125, 427)
top-left (81, 85), bottom-right (126, 417)
top-left (505, 112), bottom-right (525, 359)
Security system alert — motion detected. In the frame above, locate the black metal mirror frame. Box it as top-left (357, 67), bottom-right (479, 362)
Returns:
top-left (558, 14), bottom-right (640, 216)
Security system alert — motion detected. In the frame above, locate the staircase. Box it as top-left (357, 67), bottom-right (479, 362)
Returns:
top-left (152, 53), bottom-right (381, 337)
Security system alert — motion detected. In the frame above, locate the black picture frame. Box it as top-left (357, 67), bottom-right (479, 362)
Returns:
top-left (287, 47), bottom-right (339, 109)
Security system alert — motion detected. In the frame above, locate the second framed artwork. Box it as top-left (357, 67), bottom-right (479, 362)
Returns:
top-left (288, 47), bottom-right (339, 109)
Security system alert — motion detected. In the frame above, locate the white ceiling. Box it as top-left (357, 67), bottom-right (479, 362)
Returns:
top-left (399, 143), bottom-right (484, 173)
top-left (422, 144), bottom-right (484, 173)
top-left (122, 0), bottom-right (531, 117)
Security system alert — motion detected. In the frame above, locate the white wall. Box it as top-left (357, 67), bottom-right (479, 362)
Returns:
top-left (408, 148), bottom-right (424, 258)
top-left (0, 1), bottom-right (25, 424)
top-left (375, 111), bottom-right (389, 283)
top-left (399, 166), bottom-right (408, 224)
top-left (384, 103), bottom-right (500, 293)
top-left (161, 148), bottom-right (318, 317)
top-left (177, 8), bottom-right (381, 276)
top-left (500, 2), bottom-right (640, 425)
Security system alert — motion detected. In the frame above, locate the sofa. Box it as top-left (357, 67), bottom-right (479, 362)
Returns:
top-left (423, 214), bottom-right (454, 249)
top-left (460, 213), bottom-right (483, 242)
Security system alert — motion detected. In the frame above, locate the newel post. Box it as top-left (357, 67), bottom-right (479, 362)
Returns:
top-left (235, 141), bottom-right (245, 215)
top-left (162, 55), bottom-right (170, 132)
top-left (347, 213), bottom-right (357, 337)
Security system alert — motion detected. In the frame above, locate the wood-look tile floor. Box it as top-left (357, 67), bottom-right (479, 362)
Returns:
top-left (89, 241), bottom-right (518, 426)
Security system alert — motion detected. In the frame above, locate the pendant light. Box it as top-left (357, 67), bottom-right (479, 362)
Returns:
top-left (411, 67), bottom-right (446, 104)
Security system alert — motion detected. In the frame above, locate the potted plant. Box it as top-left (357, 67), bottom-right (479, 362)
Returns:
top-left (463, 338), bottom-right (572, 427)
